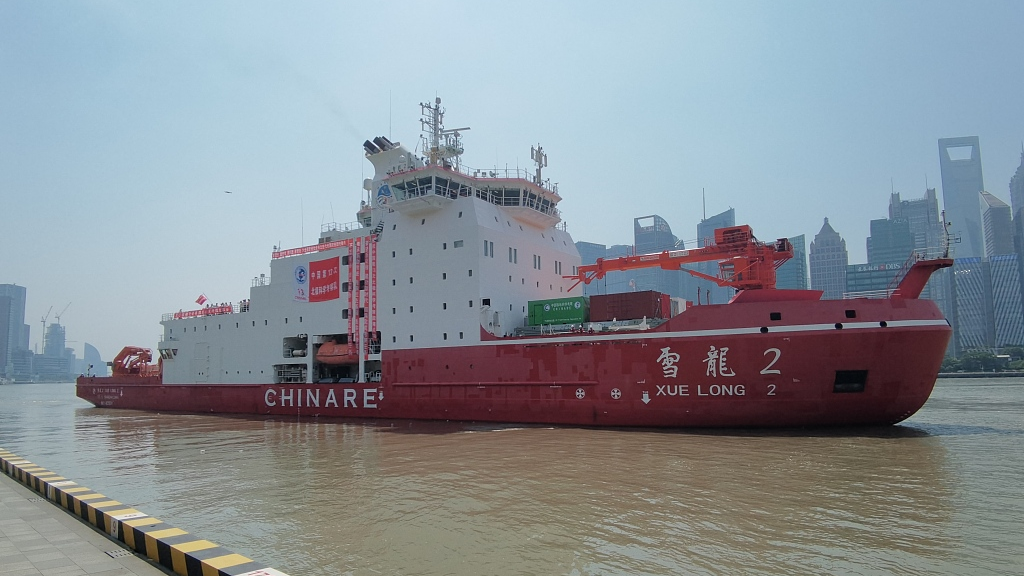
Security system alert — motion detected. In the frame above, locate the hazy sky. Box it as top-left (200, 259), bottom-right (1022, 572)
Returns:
top-left (2, 1), bottom-right (1022, 361)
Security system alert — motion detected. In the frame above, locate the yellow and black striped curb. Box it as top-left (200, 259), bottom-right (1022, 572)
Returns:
top-left (1, 448), bottom-right (291, 576)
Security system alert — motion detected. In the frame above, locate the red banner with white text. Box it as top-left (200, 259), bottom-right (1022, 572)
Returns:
top-left (309, 256), bottom-right (340, 302)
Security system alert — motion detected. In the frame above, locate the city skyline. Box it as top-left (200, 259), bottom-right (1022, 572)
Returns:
top-left (2, 2), bottom-right (1022, 359)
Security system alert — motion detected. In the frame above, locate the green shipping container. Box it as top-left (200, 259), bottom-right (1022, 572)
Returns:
top-left (527, 296), bottom-right (589, 326)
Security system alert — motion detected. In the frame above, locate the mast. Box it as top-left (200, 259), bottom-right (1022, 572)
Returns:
top-left (420, 97), bottom-right (469, 170)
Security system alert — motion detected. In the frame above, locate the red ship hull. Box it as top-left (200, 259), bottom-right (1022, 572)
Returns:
top-left (77, 296), bottom-right (951, 428)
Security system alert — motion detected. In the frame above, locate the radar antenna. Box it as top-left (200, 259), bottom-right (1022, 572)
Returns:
top-left (420, 97), bottom-right (469, 170)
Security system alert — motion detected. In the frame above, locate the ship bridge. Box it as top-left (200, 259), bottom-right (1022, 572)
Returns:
top-left (381, 166), bottom-right (561, 228)
top-left (363, 97), bottom-right (562, 229)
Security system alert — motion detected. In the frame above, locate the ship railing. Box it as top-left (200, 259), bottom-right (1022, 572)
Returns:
top-left (513, 317), bottom-right (666, 337)
top-left (884, 247), bottom-right (949, 293)
top-left (321, 220), bottom-right (365, 234)
top-left (272, 238), bottom-right (359, 259)
top-left (162, 301), bottom-right (250, 321)
top-left (388, 163), bottom-right (559, 195)
top-left (843, 289), bottom-right (893, 300)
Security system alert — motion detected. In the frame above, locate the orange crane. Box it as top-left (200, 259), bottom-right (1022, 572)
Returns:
top-left (567, 225), bottom-right (794, 292)
top-left (110, 346), bottom-right (162, 377)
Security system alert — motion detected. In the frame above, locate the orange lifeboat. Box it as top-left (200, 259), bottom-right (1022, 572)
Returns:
top-left (316, 342), bottom-right (358, 365)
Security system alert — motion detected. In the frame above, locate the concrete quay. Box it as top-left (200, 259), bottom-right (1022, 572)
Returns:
top-left (1, 468), bottom-right (168, 576)
top-left (0, 449), bottom-right (289, 576)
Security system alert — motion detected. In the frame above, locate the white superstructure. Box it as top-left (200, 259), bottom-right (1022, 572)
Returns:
top-left (157, 98), bottom-right (582, 386)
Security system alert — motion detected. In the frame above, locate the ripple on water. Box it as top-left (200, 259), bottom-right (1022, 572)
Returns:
top-left (1, 380), bottom-right (1023, 575)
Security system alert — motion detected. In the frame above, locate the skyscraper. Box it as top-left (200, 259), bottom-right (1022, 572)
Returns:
top-left (82, 343), bottom-right (107, 377)
top-left (980, 191), bottom-right (1014, 257)
top-left (575, 241), bottom-right (609, 296)
top-left (990, 255), bottom-right (1024, 347)
top-left (949, 255), bottom-right (1024, 352)
top-left (848, 217), bottom-right (916, 295)
top-left (810, 218), bottom-right (849, 299)
top-left (574, 241), bottom-right (635, 296)
top-left (630, 215), bottom-right (686, 299)
top-left (888, 188), bottom-right (950, 314)
top-left (889, 189), bottom-right (944, 256)
top-left (866, 217), bottom-right (915, 265)
top-left (634, 214), bottom-right (679, 254)
top-left (1010, 149), bottom-right (1024, 218)
top-left (775, 234), bottom-right (808, 290)
top-left (0, 284), bottom-right (29, 380)
top-left (951, 258), bottom-right (991, 352)
top-left (938, 137), bottom-right (986, 259)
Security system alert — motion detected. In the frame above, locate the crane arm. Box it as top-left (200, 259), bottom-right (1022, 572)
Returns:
top-left (567, 225), bottom-right (793, 292)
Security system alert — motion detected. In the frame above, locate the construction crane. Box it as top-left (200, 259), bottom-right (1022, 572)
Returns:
top-left (39, 306), bottom-right (52, 352)
top-left (566, 225), bottom-right (794, 292)
top-left (55, 302), bottom-right (71, 325)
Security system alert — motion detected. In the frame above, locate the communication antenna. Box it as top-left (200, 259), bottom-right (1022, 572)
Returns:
top-left (702, 188), bottom-right (706, 221)
top-left (531, 144), bottom-right (548, 186)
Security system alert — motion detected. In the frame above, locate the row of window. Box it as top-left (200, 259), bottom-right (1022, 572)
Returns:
top-left (393, 300), bottom-right (480, 314)
top-left (394, 212), bottom-right (569, 248)
top-left (169, 316), bottom-right (305, 334)
top-left (391, 240), bottom-right (466, 259)
top-left (388, 240), bottom-right (567, 276)
top-left (390, 270), bottom-right (473, 286)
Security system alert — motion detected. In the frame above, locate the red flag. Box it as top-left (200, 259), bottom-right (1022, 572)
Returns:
top-left (196, 294), bottom-right (208, 305)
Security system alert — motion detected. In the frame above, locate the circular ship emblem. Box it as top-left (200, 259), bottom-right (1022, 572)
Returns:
top-left (376, 184), bottom-right (392, 208)
top-left (544, 304), bottom-right (551, 312)
top-left (295, 265), bottom-right (308, 284)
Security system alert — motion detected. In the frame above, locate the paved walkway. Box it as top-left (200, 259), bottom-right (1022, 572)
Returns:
top-left (0, 471), bottom-right (169, 576)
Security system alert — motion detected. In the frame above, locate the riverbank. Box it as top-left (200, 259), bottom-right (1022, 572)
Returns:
top-left (938, 372), bottom-right (1024, 379)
